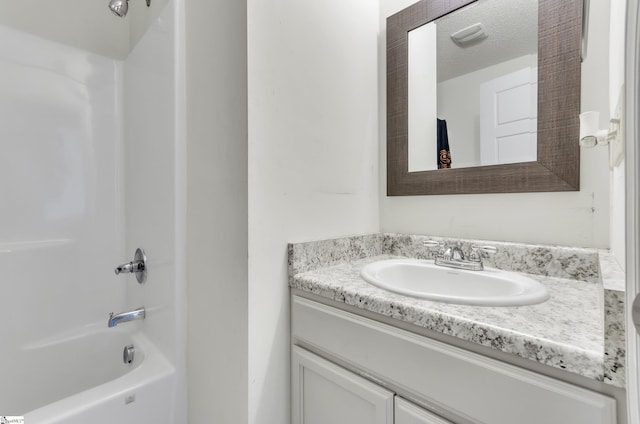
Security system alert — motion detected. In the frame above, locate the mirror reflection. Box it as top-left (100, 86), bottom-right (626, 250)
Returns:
top-left (408, 0), bottom-right (538, 172)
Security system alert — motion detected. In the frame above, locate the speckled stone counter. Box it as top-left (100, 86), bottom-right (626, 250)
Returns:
top-left (288, 234), bottom-right (625, 387)
top-left (599, 250), bottom-right (626, 387)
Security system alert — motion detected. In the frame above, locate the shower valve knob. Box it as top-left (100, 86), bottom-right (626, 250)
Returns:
top-left (114, 248), bottom-right (147, 284)
top-left (114, 261), bottom-right (144, 274)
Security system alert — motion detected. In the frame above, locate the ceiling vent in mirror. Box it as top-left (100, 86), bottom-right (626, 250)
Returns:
top-left (450, 23), bottom-right (488, 46)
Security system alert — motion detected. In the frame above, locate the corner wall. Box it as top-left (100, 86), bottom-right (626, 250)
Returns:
top-left (124, 0), bottom-right (177, 369)
top-left (185, 0), bottom-right (248, 423)
top-left (122, 2), bottom-right (187, 421)
top-left (379, 0), bottom-right (611, 249)
top-left (247, 0), bottom-right (380, 422)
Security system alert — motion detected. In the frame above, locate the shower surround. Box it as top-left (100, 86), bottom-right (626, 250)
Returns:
top-left (0, 1), bottom-right (186, 421)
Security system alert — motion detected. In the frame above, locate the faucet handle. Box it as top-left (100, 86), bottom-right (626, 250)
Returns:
top-left (423, 240), bottom-right (444, 249)
top-left (423, 240), bottom-right (445, 259)
top-left (115, 262), bottom-right (137, 275)
top-left (114, 248), bottom-right (147, 284)
top-left (469, 245), bottom-right (498, 261)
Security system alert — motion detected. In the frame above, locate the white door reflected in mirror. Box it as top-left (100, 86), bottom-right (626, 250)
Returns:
top-left (407, 0), bottom-right (538, 172)
top-left (479, 66), bottom-right (537, 166)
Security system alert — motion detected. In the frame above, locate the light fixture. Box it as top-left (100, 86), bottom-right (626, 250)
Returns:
top-left (579, 111), bottom-right (609, 147)
top-left (450, 23), bottom-right (488, 46)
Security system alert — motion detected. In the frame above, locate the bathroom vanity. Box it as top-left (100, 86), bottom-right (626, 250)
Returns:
top-left (289, 234), bottom-right (626, 424)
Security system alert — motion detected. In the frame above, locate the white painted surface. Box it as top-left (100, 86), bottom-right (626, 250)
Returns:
top-left (408, 22), bottom-right (438, 172)
top-left (24, 332), bottom-right (175, 424)
top-left (185, 0), bottom-right (248, 423)
top-left (625, 1), bottom-right (640, 422)
top-left (292, 296), bottom-right (617, 424)
top-left (122, 1), bottom-right (185, 422)
top-left (128, 0), bottom-right (171, 55)
top-left (248, 0), bottom-right (380, 422)
top-left (0, 0), bottom-right (169, 60)
top-left (480, 66), bottom-right (537, 166)
top-left (379, 0), bottom-right (611, 249)
top-left (123, 0), bottom-right (177, 370)
top-left (292, 346), bottom-right (394, 424)
top-left (0, 0), bottom-right (129, 59)
top-left (395, 398), bottom-right (453, 424)
top-left (610, 0), bottom-right (626, 269)
top-left (0, 20), bottom-right (126, 387)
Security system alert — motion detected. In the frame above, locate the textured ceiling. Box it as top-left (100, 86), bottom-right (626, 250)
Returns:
top-left (434, 0), bottom-right (538, 82)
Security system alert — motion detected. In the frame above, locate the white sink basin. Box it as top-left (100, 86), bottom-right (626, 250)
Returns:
top-left (360, 259), bottom-right (549, 306)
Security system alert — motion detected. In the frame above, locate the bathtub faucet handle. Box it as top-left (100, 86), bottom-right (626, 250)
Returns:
top-left (114, 248), bottom-right (147, 284)
top-left (115, 261), bottom-right (144, 275)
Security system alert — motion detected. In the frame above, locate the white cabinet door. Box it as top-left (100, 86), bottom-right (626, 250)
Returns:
top-left (395, 397), bottom-right (452, 424)
top-left (292, 346), bottom-right (394, 424)
top-left (292, 296), bottom-right (617, 424)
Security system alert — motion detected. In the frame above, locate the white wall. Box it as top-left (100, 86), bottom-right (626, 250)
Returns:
top-left (185, 0), bottom-right (248, 422)
top-left (609, 0), bottom-right (626, 268)
top-left (128, 0), bottom-right (170, 53)
top-left (123, 2), bottom-right (186, 422)
top-left (247, 0), bottom-right (380, 422)
top-left (0, 0), bottom-right (129, 59)
top-left (408, 22), bottom-right (438, 172)
top-left (379, 0), bottom-right (611, 249)
top-left (0, 24), bottom-right (124, 411)
top-left (124, 0), bottom-right (177, 367)
top-left (0, 0), bottom-right (170, 60)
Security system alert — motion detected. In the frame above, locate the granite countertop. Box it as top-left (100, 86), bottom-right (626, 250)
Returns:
top-left (288, 233), bottom-right (625, 387)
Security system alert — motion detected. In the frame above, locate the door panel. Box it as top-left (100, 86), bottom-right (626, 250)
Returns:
top-left (292, 346), bottom-right (394, 424)
top-left (480, 67), bottom-right (537, 165)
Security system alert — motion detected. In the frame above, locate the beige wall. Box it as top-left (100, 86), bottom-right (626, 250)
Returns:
top-left (379, 0), bottom-right (611, 249)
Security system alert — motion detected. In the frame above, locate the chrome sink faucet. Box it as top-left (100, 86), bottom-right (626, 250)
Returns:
top-left (108, 307), bottom-right (145, 328)
top-left (423, 240), bottom-right (497, 271)
top-left (443, 243), bottom-right (465, 261)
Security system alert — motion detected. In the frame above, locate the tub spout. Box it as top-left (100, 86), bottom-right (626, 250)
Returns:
top-left (108, 307), bottom-right (145, 328)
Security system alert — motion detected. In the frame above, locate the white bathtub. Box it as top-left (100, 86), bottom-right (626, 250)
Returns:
top-left (1, 326), bottom-right (175, 424)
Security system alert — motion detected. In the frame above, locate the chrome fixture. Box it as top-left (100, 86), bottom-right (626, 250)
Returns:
top-left (108, 307), bottom-right (145, 328)
top-left (123, 344), bottom-right (135, 365)
top-left (108, 0), bottom-right (151, 18)
top-left (115, 248), bottom-right (147, 283)
top-left (423, 240), bottom-right (497, 271)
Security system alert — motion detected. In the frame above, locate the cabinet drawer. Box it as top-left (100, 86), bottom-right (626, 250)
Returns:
top-left (396, 397), bottom-right (453, 424)
top-left (291, 296), bottom-right (616, 424)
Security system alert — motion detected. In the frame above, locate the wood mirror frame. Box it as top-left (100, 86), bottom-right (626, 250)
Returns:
top-left (387, 0), bottom-right (582, 195)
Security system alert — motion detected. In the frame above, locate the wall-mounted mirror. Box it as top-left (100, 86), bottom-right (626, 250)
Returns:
top-left (409, 0), bottom-right (538, 171)
top-left (387, 0), bottom-right (582, 195)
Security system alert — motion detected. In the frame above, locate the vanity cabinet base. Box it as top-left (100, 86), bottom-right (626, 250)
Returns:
top-left (291, 295), bottom-right (616, 424)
